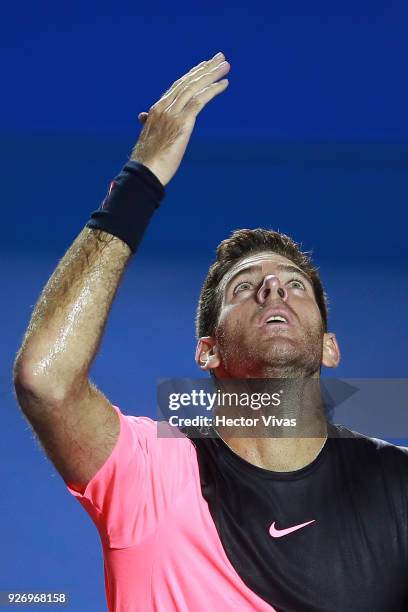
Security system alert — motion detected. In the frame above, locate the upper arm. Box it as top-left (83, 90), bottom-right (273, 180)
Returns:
top-left (14, 376), bottom-right (120, 492)
top-left (15, 373), bottom-right (197, 548)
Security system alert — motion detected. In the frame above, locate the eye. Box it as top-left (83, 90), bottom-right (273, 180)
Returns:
top-left (233, 280), bottom-right (253, 294)
top-left (287, 277), bottom-right (305, 290)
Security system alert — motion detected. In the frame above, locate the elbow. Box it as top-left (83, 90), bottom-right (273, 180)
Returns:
top-left (13, 355), bottom-right (45, 394)
top-left (13, 356), bottom-right (81, 406)
top-left (13, 357), bottom-right (34, 396)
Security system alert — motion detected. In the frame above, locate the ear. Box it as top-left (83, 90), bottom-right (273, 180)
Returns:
top-left (321, 332), bottom-right (341, 368)
top-left (195, 336), bottom-right (221, 371)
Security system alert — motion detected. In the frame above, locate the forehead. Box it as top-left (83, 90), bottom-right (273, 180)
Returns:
top-left (219, 252), bottom-right (304, 293)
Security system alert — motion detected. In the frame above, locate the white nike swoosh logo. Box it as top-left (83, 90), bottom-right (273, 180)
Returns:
top-left (269, 519), bottom-right (315, 538)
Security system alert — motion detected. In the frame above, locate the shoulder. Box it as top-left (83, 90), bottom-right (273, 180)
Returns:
top-left (67, 407), bottom-right (199, 548)
top-left (115, 406), bottom-right (196, 457)
top-left (330, 422), bottom-right (408, 469)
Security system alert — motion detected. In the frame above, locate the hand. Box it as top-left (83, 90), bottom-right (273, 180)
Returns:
top-left (130, 52), bottom-right (230, 186)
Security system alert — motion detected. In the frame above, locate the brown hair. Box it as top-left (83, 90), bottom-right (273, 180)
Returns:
top-left (195, 228), bottom-right (328, 339)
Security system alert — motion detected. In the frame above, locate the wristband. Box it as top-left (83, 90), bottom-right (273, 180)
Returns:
top-left (86, 160), bottom-right (165, 254)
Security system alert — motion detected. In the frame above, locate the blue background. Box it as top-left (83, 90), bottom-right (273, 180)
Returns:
top-left (2, 0), bottom-right (408, 609)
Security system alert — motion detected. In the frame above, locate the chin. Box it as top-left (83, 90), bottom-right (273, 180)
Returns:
top-left (257, 344), bottom-right (322, 377)
top-left (263, 338), bottom-right (301, 361)
top-left (219, 331), bottom-right (322, 377)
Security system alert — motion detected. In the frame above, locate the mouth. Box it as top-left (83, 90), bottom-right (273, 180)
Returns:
top-left (260, 308), bottom-right (293, 327)
top-left (265, 315), bottom-right (288, 325)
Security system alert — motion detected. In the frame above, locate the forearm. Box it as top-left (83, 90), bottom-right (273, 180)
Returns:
top-left (14, 227), bottom-right (131, 399)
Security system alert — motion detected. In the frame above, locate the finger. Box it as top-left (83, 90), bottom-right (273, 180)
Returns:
top-left (167, 52), bottom-right (224, 96)
top-left (182, 79), bottom-right (229, 118)
top-left (162, 60), bottom-right (207, 96)
top-left (168, 60), bottom-right (230, 114)
top-left (155, 52), bottom-right (225, 111)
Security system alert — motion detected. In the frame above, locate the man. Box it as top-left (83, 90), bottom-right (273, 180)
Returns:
top-left (13, 52), bottom-right (408, 611)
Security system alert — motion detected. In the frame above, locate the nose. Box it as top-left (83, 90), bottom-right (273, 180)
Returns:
top-left (256, 274), bottom-right (288, 304)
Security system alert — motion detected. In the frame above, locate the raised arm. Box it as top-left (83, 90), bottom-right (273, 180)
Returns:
top-left (13, 52), bottom-right (230, 491)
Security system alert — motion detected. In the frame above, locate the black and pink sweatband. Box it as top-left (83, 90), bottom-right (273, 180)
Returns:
top-left (86, 160), bottom-right (165, 254)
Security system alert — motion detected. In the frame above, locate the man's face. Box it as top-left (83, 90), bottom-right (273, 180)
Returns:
top-left (213, 252), bottom-right (327, 378)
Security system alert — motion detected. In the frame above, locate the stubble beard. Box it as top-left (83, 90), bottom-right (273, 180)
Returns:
top-left (216, 319), bottom-right (324, 379)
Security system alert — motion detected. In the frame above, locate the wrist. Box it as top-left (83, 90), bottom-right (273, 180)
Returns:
top-left (125, 160), bottom-right (165, 197)
top-left (130, 156), bottom-right (167, 188)
top-left (85, 160), bottom-right (165, 254)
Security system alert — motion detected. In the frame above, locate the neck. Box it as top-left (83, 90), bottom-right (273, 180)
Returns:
top-left (221, 429), bottom-right (328, 472)
top-left (213, 377), bottom-right (328, 472)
